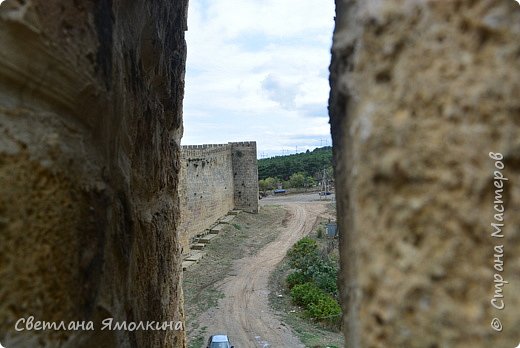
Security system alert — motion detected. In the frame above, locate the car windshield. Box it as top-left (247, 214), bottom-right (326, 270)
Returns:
top-left (210, 343), bottom-right (230, 348)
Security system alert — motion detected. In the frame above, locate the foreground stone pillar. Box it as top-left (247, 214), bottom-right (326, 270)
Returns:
top-left (329, 1), bottom-right (520, 347)
top-left (0, 0), bottom-right (187, 347)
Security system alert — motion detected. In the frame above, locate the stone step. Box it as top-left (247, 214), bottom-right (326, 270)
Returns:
top-left (200, 234), bottom-right (218, 243)
top-left (229, 210), bottom-right (242, 215)
top-left (182, 261), bottom-right (196, 270)
top-left (185, 251), bottom-right (205, 262)
top-left (191, 243), bottom-right (206, 250)
top-left (210, 224), bottom-right (226, 234)
top-left (220, 215), bottom-right (235, 224)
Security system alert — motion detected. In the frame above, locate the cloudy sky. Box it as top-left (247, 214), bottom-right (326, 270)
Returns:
top-left (182, 0), bottom-right (335, 158)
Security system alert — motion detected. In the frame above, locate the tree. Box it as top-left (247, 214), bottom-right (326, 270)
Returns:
top-left (259, 179), bottom-right (269, 192)
top-left (259, 177), bottom-right (277, 192)
top-left (265, 177), bottom-right (277, 190)
top-left (289, 172), bottom-right (306, 188)
top-left (258, 146), bottom-right (332, 180)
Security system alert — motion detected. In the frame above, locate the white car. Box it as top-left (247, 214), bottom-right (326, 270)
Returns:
top-left (206, 334), bottom-right (234, 348)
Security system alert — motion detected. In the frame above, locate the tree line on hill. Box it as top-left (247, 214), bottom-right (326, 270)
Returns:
top-left (258, 146), bottom-right (333, 190)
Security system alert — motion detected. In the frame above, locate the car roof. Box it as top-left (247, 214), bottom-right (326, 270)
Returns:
top-left (212, 335), bottom-right (229, 342)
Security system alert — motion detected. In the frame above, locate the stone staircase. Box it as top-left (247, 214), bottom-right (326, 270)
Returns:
top-left (182, 210), bottom-right (241, 270)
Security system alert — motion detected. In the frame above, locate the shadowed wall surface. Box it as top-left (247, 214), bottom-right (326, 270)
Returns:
top-left (0, 0), bottom-right (188, 346)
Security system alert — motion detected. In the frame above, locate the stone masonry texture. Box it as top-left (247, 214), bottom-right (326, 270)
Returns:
top-left (178, 142), bottom-right (259, 252)
top-left (0, 0), bottom-right (188, 347)
top-left (231, 142), bottom-right (260, 214)
top-left (330, 1), bottom-right (520, 347)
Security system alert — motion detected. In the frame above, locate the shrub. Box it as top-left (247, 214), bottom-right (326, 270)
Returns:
top-left (306, 258), bottom-right (339, 296)
top-left (290, 283), bottom-right (341, 325)
top-left (290, 283), bottom-right (323, 307)
top-left (286, 236), bottom-right (341, 326)
top-left (287, 237), bottom-right (339, 295)
top-left (287, 237), bottom-right (319, 270)
top-left (306, 295), bottom-right (341, 322)
top-left (286, 271), bottom-right (308, 289)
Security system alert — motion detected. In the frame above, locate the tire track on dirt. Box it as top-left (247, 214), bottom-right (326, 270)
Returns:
top-left (196, 201), bottom-right (328, 347)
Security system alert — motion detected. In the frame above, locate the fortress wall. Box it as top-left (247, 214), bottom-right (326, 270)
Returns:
top-left (330, 1), bottom-right (520, 347)
top-left (178, 142), bottom-right (259, 252)
top-left (178, 144), bottom-right (235, 252)
top-left (231, 142), bottom-right (259, 213)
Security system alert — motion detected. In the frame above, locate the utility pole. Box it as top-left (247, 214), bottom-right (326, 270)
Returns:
top-left (321, 168), bottom-right (329, 200)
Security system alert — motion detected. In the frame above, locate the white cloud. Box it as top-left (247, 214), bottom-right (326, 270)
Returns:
top-left (183, 0), bottom-right (335, 157)
top-left (261, 74), bottom-right (300, 109)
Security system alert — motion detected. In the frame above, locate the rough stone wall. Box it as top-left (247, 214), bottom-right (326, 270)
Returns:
top-left (178, 142), bottom-right (259, 252)
top-left (231, 142), bottom-right (259, 213)
top-left (178, 144), bottom-right (235, 252)
top-left (0, 0), bottom-right (187, 347)
top-left (329, 1), bottom-right (520, 347)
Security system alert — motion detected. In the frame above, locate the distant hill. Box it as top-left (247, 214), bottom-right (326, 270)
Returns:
top-left (258, 146), bottom-right (332, 180)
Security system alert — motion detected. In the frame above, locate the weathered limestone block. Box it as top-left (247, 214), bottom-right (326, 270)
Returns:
top-left (0, 0), bottom-right (188, 347)
top-left (330, 1), bottom-right (520, 347)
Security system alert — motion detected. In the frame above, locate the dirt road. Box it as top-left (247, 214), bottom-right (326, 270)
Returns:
top-left (195, 195), bottom-right (332, 347)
